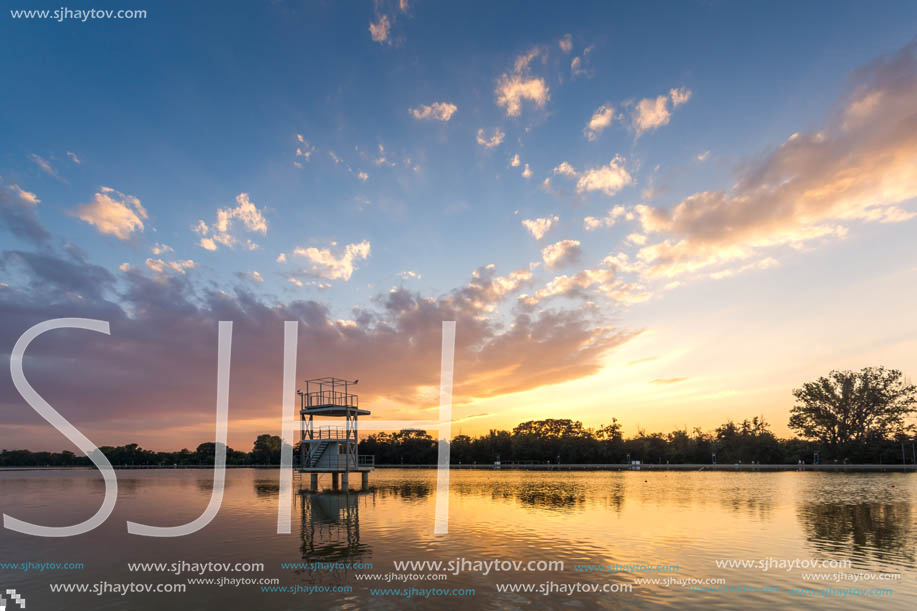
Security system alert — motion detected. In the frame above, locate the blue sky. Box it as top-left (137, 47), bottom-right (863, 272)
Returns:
top-left (2, 1), bottom-right (917, 449)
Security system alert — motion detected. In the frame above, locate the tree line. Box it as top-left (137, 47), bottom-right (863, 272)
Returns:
top-left (2, 367), bottom-right (915, 466)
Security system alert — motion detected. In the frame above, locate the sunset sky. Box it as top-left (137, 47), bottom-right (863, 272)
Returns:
top-left (2, 1), bottom-right (917, 451)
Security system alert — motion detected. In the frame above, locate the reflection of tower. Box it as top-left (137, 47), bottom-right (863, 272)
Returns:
top-left (298, 377), bottom-right (375, 491)
top-left (299, 490), bottom-right (374, 563)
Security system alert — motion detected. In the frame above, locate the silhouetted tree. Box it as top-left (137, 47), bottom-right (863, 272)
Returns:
top-left (789, 367), bottom-right (917, 457)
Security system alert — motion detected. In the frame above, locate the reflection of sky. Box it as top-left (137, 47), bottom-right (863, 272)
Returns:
top-left (3, 2), bottom-right (917, 449)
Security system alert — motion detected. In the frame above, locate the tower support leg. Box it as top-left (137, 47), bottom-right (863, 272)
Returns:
top-left (331, 472), bottom-right (339, 489)
top-left (342, 471), bottom-right (349, 491)
top-left (361, 471), bottom-right (369, 488)
top-left (310, 473), bottom-right (318, 490)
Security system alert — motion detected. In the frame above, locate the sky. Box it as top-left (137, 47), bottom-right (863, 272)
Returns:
top-left (2, 0), bottom-right (917, 451)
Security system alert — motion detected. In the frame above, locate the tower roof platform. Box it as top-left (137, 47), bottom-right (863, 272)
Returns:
top-left (299, 376), bottom-right (370, 417)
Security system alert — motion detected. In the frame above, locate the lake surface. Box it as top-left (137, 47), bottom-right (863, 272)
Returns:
top-left (0, 469), bottom-right (914, 609)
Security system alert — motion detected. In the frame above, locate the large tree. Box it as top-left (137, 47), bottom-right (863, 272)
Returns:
top-left (789, 367), bottom-right (917, 447)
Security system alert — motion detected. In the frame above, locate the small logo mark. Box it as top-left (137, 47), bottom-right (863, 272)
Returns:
top-left (0, 588), bottom-right (26, 610)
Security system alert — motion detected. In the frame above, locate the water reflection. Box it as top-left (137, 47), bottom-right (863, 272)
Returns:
top-left (298, 490), bottom-right (372, 563)
top-left (796, 474), bottom-right (915, 568)
top-left (799, 502), bottom-right (914, 567)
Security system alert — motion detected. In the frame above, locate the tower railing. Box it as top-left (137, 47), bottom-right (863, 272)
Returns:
top-left (302, 389), bottom-right (359, 409)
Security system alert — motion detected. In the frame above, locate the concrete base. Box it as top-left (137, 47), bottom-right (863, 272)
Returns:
top-left (361, 471), bottom-right (369, 488)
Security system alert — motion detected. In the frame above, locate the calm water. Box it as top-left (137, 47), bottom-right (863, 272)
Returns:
top-left (0, 469), bottom-right (914, 609)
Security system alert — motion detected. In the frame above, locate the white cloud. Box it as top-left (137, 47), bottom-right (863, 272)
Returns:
top-left (369, 15), bottom-right (390, 43)
top-left (29, 154), bottom-right (57, 177)
top-left (9, 185), bottom-right (39, 205)
top-left (357, 171), bottom-right (369, 182)
top-left (559, 34), bottom-right (573, 54)
top-left (294, 135), bottom-right (315, 165)
top-left (398, 270), bottom-right (422, 279)
top-left (697, 150), bottom-right (710, 162)
top-left (145, 258), bottom-right (195, 275)
top-left (409, 102), bottom-right (458, 121)
top-left (632, 87), bottom-right (692, 135)
top-left (476, 128), bottom-right (505, 149)
top-left (584, 104), bottom-right (615, 141)
top-left (251, 271), bottom-right (264, 283)
top-left (151, 242), bottom-right (173, 255)
top-left (292, 240), bottom-right (371, 281)
top-left (276, 253), bottom-right (287, 263)
top-left (570, 44), bottom-right (594, 78)
top-left (584, 205), bottom-right (627, 230)
top-left (670, 87), bottom-right (692, 107)
top-left (66, 151), bottom-right (81, 165)
top-left (522, 163), bottom-right (532, 179)
top-left (495, 48), bottom-right (549, 117)
top-left (575, 156), bottom-right (633, 196)
top-left (73, 186), bottom-right (148, 240)
top-left (553, 161), bottom-right (576, 177)
top-left (542, 239), bottom-right (582, 268)
top-left (521, 215), bottom-right (559, 239)
top-left (524, 268), bottom-right (614, 303)
top-left (633, 95), bottom-right (671, 134)
top-left (194, 193), bottom-right (268, 251)
top-left (510, 154), bottom-right (521, 167)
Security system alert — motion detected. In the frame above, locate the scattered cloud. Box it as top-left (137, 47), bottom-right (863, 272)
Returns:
top-left (151, 242), bottom-right (173, 255)
top-left (409, 102), bottom-right (458, 121)
top-left (145, 258), bottom-right (195, 275)
top-left (552, 156), bottom-right (633, 197)
top-left (632, 87), bottom-right (692, 135)
top-left (570, 44), bottom-right (594, 78)
top-left (523, 268), bottom-right (613, 303)
top-left (585, 104), bottom-right (615, 141)
top-left (542, 239), bottom-right (582, 268)
top-left (276, 253), bottom-right (287, 263)
top-left (584, 205), bottom-right (628, 231)
top-left (66, 151), bottom-right (81, 165)
top-left (559, 34), bottom-right (573, 54)
top-left (522, 163), bottom-right (532, 179)
top-left (292, 240), bottom-right (371, 281)
top-left (632, 43), bottom-right (917, 279)
top-left (510, 154), bottom-right (521, 167)
top-left (194, 193), bottom-right (267, 251)
top-left (294, 135), bottom-right (315, 167)
top-left (495, 48), bottom-right (549, 116)
top-left (553, 161), bottom-right (577, 177)
top-left (369, 14), bottom-right (390, 44)
top-left (476, 128), bottom-right (505, 149)
top-left (73, 186), bottom-right (147, 240)
top-left (29, 154), bottom-right (57, 177)
top-left (697, 150), bottom-right (710, 162)
top-left (398, 270), bottom-right (422, 280)
top-left (521, 215), bottom-right (559, 240)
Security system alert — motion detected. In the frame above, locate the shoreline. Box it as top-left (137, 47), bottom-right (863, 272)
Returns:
top-left (2, 464), bottom-right (916, 472)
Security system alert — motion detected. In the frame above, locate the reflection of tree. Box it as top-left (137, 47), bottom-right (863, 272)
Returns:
top-left (372, 482), bottom-right (433, 501)
top-left (798, 502), bottom-right (914, 566)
